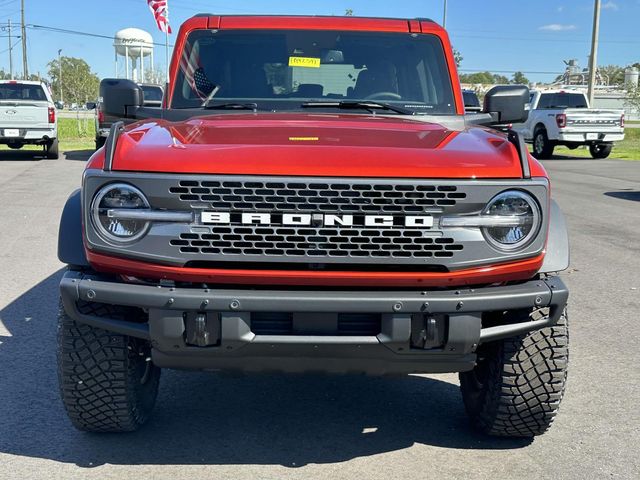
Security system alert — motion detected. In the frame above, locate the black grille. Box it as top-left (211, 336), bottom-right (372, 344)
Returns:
top-left (251, 312), bottom-right (381, 336)
top-left (170, 227), bottom-right (463, 259)
top-left (169, 180), bottom-right (466, 214)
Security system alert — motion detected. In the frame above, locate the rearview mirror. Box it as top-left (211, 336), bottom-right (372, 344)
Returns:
top-left (99, 78), bottom-right (143, 119)
top-left (483, 85), bottom-right (529, 125)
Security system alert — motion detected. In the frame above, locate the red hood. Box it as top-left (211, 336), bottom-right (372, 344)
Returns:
top-left (109, 113), bottom-right (526, 178)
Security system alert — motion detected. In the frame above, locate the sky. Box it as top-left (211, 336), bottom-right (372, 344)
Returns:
top-left (4, 0), bottom-right (640, 84)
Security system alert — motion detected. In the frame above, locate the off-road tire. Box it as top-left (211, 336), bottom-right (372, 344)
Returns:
top-left (589, 143), bottom-right (612, 159)
top-left (532, 128), bottom-right (554, 159)
top-left (459, 309), bottom-right (569, 437)
top-left (46, 138), bottom-right (59, 159)
top-left (57, 300), bottom-right (160, 432)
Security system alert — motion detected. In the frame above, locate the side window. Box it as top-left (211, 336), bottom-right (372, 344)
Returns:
top-left (537, 94), bottom-right (553, 109)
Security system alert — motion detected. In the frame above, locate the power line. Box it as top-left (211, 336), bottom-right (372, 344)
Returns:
top-left (26, 24), bottom-right (174, 47)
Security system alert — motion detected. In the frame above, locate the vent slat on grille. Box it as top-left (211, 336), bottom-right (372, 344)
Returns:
top-left (169, 180), bottom-right (466, 214)
top-left (170, 227), bottom-right (463, 259)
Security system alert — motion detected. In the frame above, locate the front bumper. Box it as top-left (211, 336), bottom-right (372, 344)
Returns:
top-left (60, 271), bottom-right (568, 375)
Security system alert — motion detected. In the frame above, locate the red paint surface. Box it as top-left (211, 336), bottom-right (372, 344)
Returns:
top-left (108, 114), bottom-right (526, 178)
top-left (87, 251), bottom-right (545, 288)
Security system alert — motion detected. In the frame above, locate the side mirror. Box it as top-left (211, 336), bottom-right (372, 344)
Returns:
top-left (99, 78), bottom-right (143, 118)
top-left (85, 102), bottom-right (96, 110)
top-left (483, 85), bottom-right (529, 125)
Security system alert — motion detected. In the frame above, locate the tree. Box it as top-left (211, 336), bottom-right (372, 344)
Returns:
top-left (599, 65), bottom-right (625, 86)
top-left (626, 84), bottom-right (640, 116)
top-left (345, 9), bottom-right (354, 16)
top-left (511, 71), bottom-right (529, 85)
top-left (47, 56), bottom-right (99, 105)
top-left (453, 48), bottom-right (463, 67)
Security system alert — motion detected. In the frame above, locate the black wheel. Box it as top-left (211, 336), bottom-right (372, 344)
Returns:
top-left (7, 143), bottom-right (23, 150)
top-left (589, 143), bottom-right (612, 159)
top-left (532, 128), bottom-right (554, 159)
top-left (46, 138), bottom-right (59, 159)
top-left (459, 309), bottom-right (569, 437)
top-left (57, 300), bottom-right (160, 432)
top-left (95, 136), bottom-right (106, 150)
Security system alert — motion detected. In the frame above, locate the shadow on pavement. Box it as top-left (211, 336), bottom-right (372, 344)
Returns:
top-left (605, 190), bottom-right (640, 202)
top-left (0, 271), bottom-right (531, 468)
top-left (64, 150), bottom-right (94, 161)
top-left (0, 149), bottom-right (48, 161)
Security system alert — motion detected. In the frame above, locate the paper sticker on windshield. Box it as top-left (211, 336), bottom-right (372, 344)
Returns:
top-left (289, 56), bottom-right (321, 68)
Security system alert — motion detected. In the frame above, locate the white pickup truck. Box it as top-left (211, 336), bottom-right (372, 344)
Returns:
top-left (0, 80), bottom-right (59, 159)
top-left (514, 89), bottom-right (624, 159)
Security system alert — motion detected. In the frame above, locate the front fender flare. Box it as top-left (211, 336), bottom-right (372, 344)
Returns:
top-left (58, 189), bottom-right (89, 268)
top-left (541, 199), bottom-right (570, 273)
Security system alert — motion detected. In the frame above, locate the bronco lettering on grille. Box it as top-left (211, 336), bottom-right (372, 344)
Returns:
top-left (201, 212), bottom-right (434, 228)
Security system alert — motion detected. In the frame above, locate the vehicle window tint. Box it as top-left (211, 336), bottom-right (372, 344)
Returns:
top-left (537, 92), bottom-right (588, 109)
top-left (0, 83), bottom-right (47, 101)
top-left (141, 86), bottom-right (163, 102)
top-left (172, 29), bottom-right (456, 114)
top-left (463, 91), bottom-right (480, 108)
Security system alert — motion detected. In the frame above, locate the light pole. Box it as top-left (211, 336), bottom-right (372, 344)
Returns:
top-left (587, 0), bottom-right (601, 106)
top-left (443, 0), bottom-right (448, 28)
top-left (58, 49), bottom-right (63, 105)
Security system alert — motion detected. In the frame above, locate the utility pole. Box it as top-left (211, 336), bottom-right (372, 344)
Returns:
top-left (443, 0), bottom-right (448, 28)
top-left (21, 0), bottom-right (27, 79)
top-left (587, 0), bottom-right (601, 106)
top-left (58, 49), bottom-right (63, 104)
top-left (8, 19), bottom-right (13, 79)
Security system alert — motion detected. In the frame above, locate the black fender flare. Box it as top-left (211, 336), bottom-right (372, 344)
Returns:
top-left (58, 189), bottom-right (90, 268)
top-left (541, 199), bottom-right (570, 273)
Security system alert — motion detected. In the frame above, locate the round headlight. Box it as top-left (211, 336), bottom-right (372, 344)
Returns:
top-left (91, 183), bottom-right (150, 243)
top-left (483, 190), bottom-right (541, 251)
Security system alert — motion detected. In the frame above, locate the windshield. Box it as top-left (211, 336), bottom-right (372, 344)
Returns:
top-left (0, 83), bottom-right (47, 101)
top-left (171, 29), bottom-right (456, 115)
top-left (537, 93), bottom-right (588, 109)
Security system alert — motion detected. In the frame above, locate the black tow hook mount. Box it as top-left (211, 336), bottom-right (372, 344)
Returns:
top-left (184, 312), bottom-right (221, 347)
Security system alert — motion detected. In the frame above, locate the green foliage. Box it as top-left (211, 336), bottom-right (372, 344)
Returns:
top-left (345, 9), bottom-right (354, 16)
top-left (511, 71), bottom-right (529, 85)
top-left (453, 48), bottom-right (463, 68)
top-left (459, 71), bottom-right (509, 85)
top-left (57, 117), bottom-right (96, 140)
top-left (599, 65), bottom-right (625, 86)
top-left (47, 56), bottom-right (99, 105)
top-left (625, 84), bottom-right (640, 116)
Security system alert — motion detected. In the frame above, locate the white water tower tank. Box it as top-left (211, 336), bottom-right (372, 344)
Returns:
top-left (625, 68), bottom-right (639, 88)
top-left (114, 28), bottom-right (154, 82)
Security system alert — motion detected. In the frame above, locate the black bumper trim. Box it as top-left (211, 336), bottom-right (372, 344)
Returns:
top-left (61, 270), bottom-right (567, 336)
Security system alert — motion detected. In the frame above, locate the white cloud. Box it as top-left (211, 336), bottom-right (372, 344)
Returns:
top-left (539, 24), bottom-right (577, 31)
top-left (557, 5), bottom-right (564, 12)
top-left (602, 1), bottom-right (619, 10)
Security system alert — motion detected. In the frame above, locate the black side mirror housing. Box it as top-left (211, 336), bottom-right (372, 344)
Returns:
top-left (483, 85), bottom-right (530, 125)
top-left (99, 78), bottom-right (143, 118)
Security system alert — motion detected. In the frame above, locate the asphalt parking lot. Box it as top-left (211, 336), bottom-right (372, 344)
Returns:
top-left (0, 150), bottom-right (638, 479)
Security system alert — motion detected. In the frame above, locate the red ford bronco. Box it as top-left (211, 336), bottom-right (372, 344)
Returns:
top-left (57, 15), bottom-right (570, 436)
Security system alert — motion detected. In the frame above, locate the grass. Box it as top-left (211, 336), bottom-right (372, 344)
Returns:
top-left (0, 117), bottom-right (96, 153)
top-left (534, 128), bottom-right (640, 160)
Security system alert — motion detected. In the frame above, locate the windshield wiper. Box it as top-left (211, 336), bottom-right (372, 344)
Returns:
top-left (203, 102), bottom-right (260, 112)
top-left (301, 101), bottom-right (415, 115)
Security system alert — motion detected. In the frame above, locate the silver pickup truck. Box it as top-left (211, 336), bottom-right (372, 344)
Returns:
top-left (0, 80), bottom-right (59, 159)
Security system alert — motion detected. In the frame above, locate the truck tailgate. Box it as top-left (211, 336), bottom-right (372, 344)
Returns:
top-left (564, 108), bottom-right (624, 130)
top-left (0, 101), bottom-right (50, 128)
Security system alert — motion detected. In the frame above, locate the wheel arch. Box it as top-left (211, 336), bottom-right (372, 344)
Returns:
top-left (58, 189), bottom-right (90, 268)
top-left (540, 199), bottom-right (570, 273)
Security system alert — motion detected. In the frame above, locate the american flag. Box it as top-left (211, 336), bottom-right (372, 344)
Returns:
top-left (179, 40), bottom-right (216, 99)
top-left (147, 0), bottom-right (172, 34)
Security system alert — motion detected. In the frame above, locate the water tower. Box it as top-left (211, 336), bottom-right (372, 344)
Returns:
top-left (114, 28), bottom-right (154, 83)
